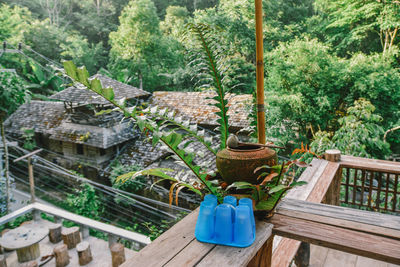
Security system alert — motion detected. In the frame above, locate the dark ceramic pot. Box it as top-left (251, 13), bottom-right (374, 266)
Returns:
top-left (216, 144), bottom-right (277, 185)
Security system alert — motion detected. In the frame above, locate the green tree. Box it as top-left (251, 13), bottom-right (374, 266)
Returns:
top-left (66, 183), bottom-right (104, 219)
top-left (312, 0), bottom-right (400, 56)
top-left (0, 4), bottom-right (32, 45)
top-left (0, 72), bottom-right (29, 214)
top-left (311, 99), bottom-right (391, 159)
top-left (109, 0), bottom-right (183, 91)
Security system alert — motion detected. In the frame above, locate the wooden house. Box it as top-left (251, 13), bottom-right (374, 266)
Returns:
top-left (5, 74), bottom-right (151, 179)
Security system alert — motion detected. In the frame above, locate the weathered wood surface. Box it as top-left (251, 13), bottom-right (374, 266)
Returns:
top-left (122, 207), bottom-right (274, 267)
top-left (16, 243), bottom-right (40, 263)
top-left (77, 241), bottom-right (92, 265)
top-left (111, 243), bottom-right (126, 267)
top-left (0, 255), bottom-right (6, 267)
top-left (270, 214), bottom-right (400, 265)
top-left (340, 155), bottom-right (400, 174)
top-left (272, 159), bottom-right (335, 267)
top-left (49, 223), bottom-right (62, 243)
top-left (62, 226), bottom-right (81, 249)
top-left (0, 223), bottom-right (48, 250)
top-left (54, 244), bottom-right (70, 267)
top-left (277, 198), bottom-right (400, 239)
top-left (0, 204), bottom-right (34, 225)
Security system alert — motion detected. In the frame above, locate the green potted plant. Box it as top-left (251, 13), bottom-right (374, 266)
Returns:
top-left (61, 23), bottom-right (308, 216)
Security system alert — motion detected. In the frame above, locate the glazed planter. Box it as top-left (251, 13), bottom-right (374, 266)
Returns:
top-left (216, 144), bottom-right (277, 185)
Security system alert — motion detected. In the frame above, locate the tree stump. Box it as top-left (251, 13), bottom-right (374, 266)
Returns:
top-left (62, 227), bottom-right (81, 249)
top-left (0, 255), bottom-right (7, 267)
top-left (325, 149), bottom-right (341, 162)
top-left (111, 243), bottom-right (125, 267)
top-left (76, 241), bottom-right (92, 266)
top-left (49, 224), bottom-right (62, 243)
top-left (54, 244), bottom-right (70, 267)
top-left (19, 260), bottom-right (38, 267)
top-left (16, 243), bottom-right (40, 262)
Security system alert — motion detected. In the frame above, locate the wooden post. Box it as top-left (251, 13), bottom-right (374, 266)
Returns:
top-left (16, 243), bottom-right (40, 263)
top-left (32, 210), bottom-right (40, 222)
top-left (247, 234), bottom-right (274, 267)
top-left (49, 224), bottom-right (62, 243)
top-left (28, 157), bottom-right (35, 203)
top-left (294, 242), bottom-right (310, 267)
top-left (14, 149), bottom-right (42, 203)
top-left (54, 216), bottom-right (62, 224)
top-left (255, 0), bottom-right (266, 144)
top-left (111, 243), bottom-right (125, 267)
top-left (0, 255), bottom-right (7, 267)
top-left (54, 244), bottom-right (69, 267)
top-left (324, 149), bottom-right (342, 206)
top-left (76, 241), bottom-right (92, 265)
top-left (62, 227), bottom-right (81, 249)
top-left (108, 234), bottom-right (118, 248)
top-left (81, 225), bottom-right (89, 240)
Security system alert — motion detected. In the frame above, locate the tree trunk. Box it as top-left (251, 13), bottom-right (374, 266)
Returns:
top-left (0, 118), bottom-right (10, 214)
top-left (16, 243), bottom-right (40, 263)
top-left (0, 254), bottom-right (7, 267)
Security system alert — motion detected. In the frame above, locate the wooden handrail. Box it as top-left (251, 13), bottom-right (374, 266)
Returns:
top-left (0, 202), bottom-right (151, 247)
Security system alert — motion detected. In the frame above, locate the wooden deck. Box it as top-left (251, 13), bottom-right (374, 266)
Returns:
top-left (308, 245), bottom-right (400, 267)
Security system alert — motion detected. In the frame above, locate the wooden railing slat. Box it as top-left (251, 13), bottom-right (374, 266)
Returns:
top-left (270, 214), bottom-right (400, 265)
top-left (340, 155), bottom-right (400, 174)
top-left (277, 198), bottom-right (400, 239)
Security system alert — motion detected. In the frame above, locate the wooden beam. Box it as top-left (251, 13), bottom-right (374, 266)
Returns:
top-left (270, 214), bottom-right (400, 265)
top-left (340, 155), bottom-right (400, 174)
top-left (13, 149), bottom-right (43, 163)
top-left (0, 204), bottom-right (34, 225)
top-left (276, 198), bottom-right (400, 239)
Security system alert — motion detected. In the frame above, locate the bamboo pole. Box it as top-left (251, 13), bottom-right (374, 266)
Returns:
top-left (255, 0), bottom-right (266, 144)
top-left (28, 157), bottom-right (35, 203)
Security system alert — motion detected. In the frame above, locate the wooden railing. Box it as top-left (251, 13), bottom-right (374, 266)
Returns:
top-left (339, 155), bottom-right (400, 213)
top-left (0, 202), bottom-right (151, 250)
top-left (122, 151), bottom-right (400, 267)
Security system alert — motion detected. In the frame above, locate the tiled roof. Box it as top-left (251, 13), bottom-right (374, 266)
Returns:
top-left (4, 101), bottom-right (66, 135)
top-left (4, 101), bottom-right (136, 149)
top-left (151, 91), bottom-right (252, 130)
top-left (50, 74), bottom-right (151, 104)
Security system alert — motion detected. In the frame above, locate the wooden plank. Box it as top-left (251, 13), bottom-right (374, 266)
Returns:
top-left (163, 239), bottom-right (215, 267)
top-left (285, 159), bottom-right (327, 200)
top-left (121, 208), bottom-right (199, 267)
top-left (324, 249), bottom-right (357, 267)
top-left (33, 203), bottom-right (151, 246)
top-left (0, 204), bottom-right (34, 225)
top-left (307, 162), bottom-right (340, 203)
top-left (270, 214), bottom-right (400, 265)
top-left (196, 222), bottom-right (273, 267)
top-left (276, 198), bottom-right (400, 239)
top-left (310, 245), bottom-right (329, 266)
top-left (247, 234), bottom-right (274, 267)
top-left (340, 155), bottom-right (400, 174)
top-left (271, 159), bottom-right (332, 267)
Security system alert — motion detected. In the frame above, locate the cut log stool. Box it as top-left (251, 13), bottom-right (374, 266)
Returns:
top-left (54, 244), bottom-right (70, 267)
top-left (49, 224), bottom-right (62, 243)
top-left (76, 241), bottom-right (92, 265)
top-left (62, 227), bottom-right (81, 249)
top-left (0, 255), bottom-right (7, 267)
top-left (111, 243), bottom-right (126, 267)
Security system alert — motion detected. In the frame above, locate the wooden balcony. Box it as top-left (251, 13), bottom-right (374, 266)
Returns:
top-left (122, 151), bottom-right (400, 267)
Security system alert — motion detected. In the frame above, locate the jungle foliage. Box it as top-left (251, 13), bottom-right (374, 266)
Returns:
top-left (0, 0), bottom-right (399, 158)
